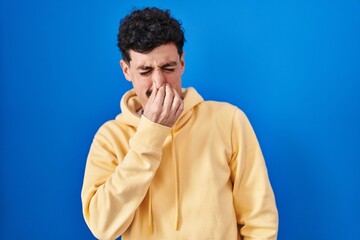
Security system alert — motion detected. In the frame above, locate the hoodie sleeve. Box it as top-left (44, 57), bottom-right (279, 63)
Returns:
top-left (229, 109), bottom-right (279, 240)
top-left (81, 116), bottom-right (170, 240)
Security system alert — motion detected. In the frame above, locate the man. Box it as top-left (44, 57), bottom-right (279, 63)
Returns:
top-left (81, 7), bottom-right (278, 240)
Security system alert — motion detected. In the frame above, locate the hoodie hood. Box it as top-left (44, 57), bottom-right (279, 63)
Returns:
top-left (115, 87), bottom-right (204, 129)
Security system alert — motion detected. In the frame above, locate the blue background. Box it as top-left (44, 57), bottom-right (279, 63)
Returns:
top-left (1, 0), bottom-right (359, 239)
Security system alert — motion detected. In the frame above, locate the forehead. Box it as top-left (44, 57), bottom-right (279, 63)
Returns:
top-left (129, 44), bottom-right (180, 67)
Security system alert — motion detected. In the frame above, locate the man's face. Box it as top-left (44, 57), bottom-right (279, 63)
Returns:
top-left (120, 43), bottom-right (185, 109)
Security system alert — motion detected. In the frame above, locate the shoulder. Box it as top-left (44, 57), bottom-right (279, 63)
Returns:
top-left (192, 100), bottom-right (247, 129)
top-left (197, 100), bottom-right (245, 118)
top-left (198, 101), bottom-right (252, 130)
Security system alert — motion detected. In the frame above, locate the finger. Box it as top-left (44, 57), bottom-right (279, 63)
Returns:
top-left (174, 98), bottom-right (184, 120)
top-left (163, 84), bottom-right (174, 113)
top-left (173, 87), bottom-right (183, 100)
top-left (153, 84), bottom-right (166, 107)
top-left (169, 88), bottom-right (180, 110)
top-left (147, 82), bottom-right (158, 103)
top-left (171, 91), bottom-right (184, 115)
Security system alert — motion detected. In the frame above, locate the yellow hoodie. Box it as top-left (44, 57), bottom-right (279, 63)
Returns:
top-left (81, 87), bottom-right (278, 240)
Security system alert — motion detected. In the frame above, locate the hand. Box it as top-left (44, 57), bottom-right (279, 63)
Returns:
top-left (143, 83), bottom-right (184, 127)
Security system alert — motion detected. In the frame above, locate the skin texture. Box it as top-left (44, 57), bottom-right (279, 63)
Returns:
top-left (120, 43), bottom-right (185, 127)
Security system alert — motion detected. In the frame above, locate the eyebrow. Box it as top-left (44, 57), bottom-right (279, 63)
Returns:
top-left (136, 61), bottom-right (178, 71)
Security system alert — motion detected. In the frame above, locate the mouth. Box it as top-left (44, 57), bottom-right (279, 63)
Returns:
top-left (146, 90), bottom-right (152, 97)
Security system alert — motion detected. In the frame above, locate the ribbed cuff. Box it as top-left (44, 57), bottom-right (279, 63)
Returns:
top-left (129, 116), bottom-right (171, 153)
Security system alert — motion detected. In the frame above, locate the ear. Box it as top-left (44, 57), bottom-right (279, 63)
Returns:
top-left (120, 60), bottom-right (132, 82)
top-left (180, 52), bottom-right (185, 75)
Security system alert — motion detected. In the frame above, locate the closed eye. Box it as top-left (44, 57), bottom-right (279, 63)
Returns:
top-left (162, 68), bottom-right (176, 72)
top-left (161, 62), bottom-right (177, 72)
top-left (139, 70), bottom-right (151, 76)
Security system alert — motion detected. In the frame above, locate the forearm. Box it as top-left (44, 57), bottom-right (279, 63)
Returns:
top-left (236, 153), bottom-right (278, 240)
top-left (81, 116), bottom-right (170, 239)
top-left (85, 150), bottom-right (159, 239)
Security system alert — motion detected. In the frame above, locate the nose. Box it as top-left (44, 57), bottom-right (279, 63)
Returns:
top-left (152, 69), bottom-right (166, 89)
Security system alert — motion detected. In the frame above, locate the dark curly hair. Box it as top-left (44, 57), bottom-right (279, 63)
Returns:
top-left (117, 7), bottom-right (185, 63)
